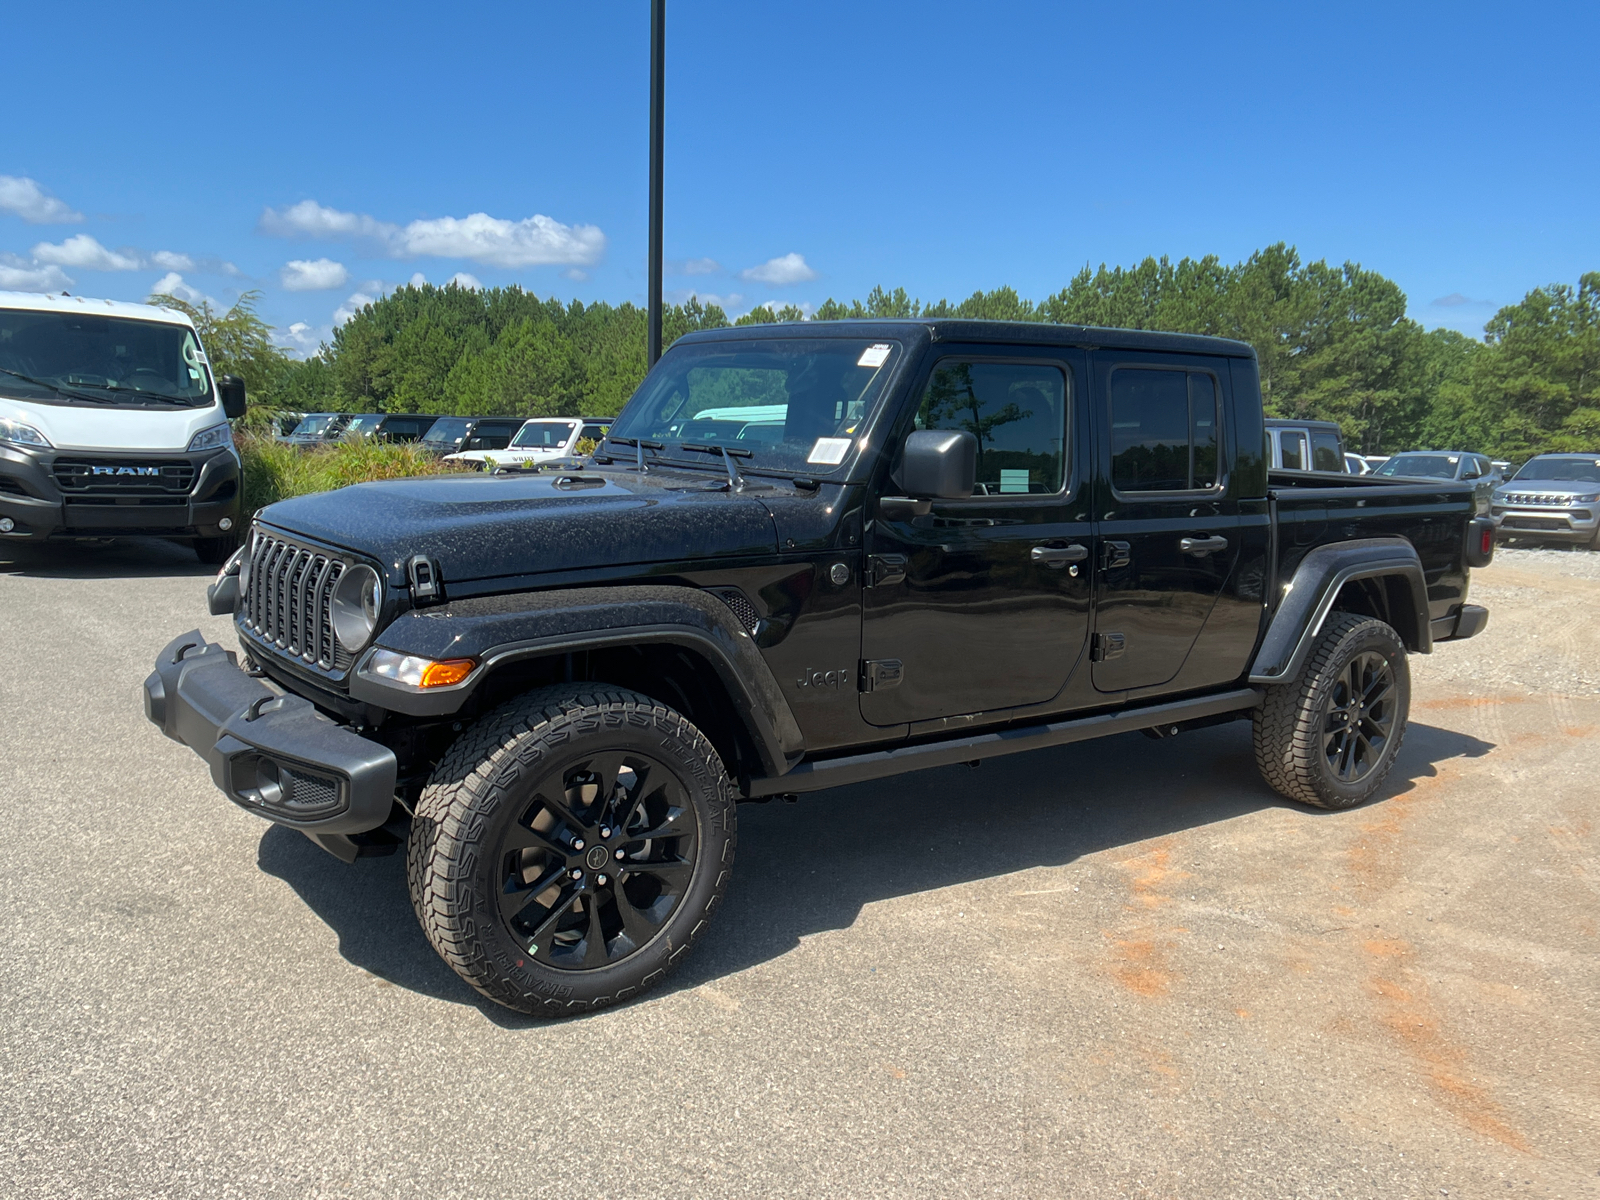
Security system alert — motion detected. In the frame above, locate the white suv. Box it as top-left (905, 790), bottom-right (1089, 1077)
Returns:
top-left (444, 417), bottom-right (609, 470)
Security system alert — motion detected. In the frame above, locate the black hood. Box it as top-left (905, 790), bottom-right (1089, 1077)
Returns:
top-left (258, 467), bottom-right (780, 584)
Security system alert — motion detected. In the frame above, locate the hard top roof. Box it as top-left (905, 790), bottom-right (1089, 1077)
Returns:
top-left (0, 289), bottom-right (196, 327)
top-left (675, 318), bottom-right (1255, 358)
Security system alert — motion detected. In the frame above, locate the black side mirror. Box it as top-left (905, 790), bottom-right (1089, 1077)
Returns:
top-left (218, 374), bottom-right (247, 420)
top-left (881, 429), bottom-right (977, 519)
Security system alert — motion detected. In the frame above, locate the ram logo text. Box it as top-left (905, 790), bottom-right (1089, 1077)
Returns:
top-left (90, 466), bottom-right (160, 476)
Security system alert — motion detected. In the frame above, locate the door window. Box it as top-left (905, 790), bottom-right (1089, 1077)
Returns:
top-left (1278, 429), bottom-right (1307, 470)
top-left (1109, 368), bottom-right (1220, 492)
top-left (916, 360), bottom-right (1068, 495)
top-left (1311, 430), bottom-right (1343, 472)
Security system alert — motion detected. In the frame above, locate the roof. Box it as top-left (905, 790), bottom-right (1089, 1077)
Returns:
top-left (0, 289), bottom-right (196, 327)
top-left (1264, 418), bottom-right (1343, 431)
top-left (675, 318), bottom-right (1256, 358)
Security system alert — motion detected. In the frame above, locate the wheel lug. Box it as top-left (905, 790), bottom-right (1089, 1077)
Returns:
top-left (570, 868), bottom-right (583, 881)
top-left (597, 874), bottom-right (608, 886)
top-left (600, 826), bottom-right (612, 838)
top-left (571, 838), bottom-right (585, 851)
top-left (614, 849), bottom-right (626, 860)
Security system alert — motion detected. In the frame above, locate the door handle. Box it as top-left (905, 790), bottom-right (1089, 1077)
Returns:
top-left (866, 554), bottom-right (907, 587)
top-left (1179, 535), bottom-right (1229, 556)
top-left (1030, 543), bottom-right (1088, 568)
top-left (1101, 540), bottom-right (1131, 570)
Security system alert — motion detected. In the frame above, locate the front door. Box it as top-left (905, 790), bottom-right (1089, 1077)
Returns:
top-left (860, 347), bottom-right (1093, 726)
top-left (1091, 352), bottom-right (1242, 693)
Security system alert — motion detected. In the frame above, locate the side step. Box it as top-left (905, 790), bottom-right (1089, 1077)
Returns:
top-left (745, 687), bottom-right (1263, 798)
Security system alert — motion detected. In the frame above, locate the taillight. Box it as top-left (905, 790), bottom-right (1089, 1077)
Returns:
top-left (1481, 527), bottom-right (1493, 555)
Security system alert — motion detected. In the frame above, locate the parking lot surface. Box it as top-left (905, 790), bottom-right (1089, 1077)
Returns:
top-left (1, 540), bottom-right (1596, 1199)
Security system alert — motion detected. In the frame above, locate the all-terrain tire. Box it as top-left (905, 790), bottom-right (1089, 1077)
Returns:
top-left (407, 684), bottom-right (736, 1015)
top-left (1253, 612), bottom-right (1410, 810)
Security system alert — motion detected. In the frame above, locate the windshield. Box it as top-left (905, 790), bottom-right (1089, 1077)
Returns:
top-left (511, 420), bottom-right (578, 449)
top-left (290, 414), bottom-right (338, 437)
top-left (0, 308), bottom-right (214, 407)
top-left (341, 414), bottom-right (384, 437)
top-left (1375, 454), bottom-right (1459, 479)
top-left (1512, 456), bottom-right (1600, 483)
top-left (606, 338), bottom-right (902, 475)
top-left (422, 417), bottom-right (472, 447)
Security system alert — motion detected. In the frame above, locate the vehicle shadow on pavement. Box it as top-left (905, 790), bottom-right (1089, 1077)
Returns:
top-left (252, 716), bottom-right (1493, 1023)
top-left (0, 536), bottom-right (215, 578)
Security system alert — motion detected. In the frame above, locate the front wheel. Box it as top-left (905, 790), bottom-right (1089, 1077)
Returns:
top-left (1253, 612), bottom-right (1410, 809)
top-left (407, 685), bottom-right (736, 1015)
top-left (193, 533), bottom-right (239, 564)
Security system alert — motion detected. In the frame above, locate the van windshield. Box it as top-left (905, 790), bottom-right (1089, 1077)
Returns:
top-left (0, 308), bottom-right (214, 408)
top-left (607, 337), bottom-right (902, 475)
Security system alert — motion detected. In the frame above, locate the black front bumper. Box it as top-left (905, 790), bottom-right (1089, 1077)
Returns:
top-left (143, 630), bottom-right (397, 834)
top-left (0, 445), bottom-right (241, 541)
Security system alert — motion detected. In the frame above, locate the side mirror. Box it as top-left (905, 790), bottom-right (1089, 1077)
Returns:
top-left (218, 374), bottom-right (247, 420)
top-left (880, 429), bottom-right (977, 520)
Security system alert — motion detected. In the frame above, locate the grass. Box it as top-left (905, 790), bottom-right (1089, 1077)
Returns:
top-left (237, 434), bottom-right (471, 516)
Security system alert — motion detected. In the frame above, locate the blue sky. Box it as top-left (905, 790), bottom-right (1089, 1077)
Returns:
top-left (3, 1), bottom-right (1595, 352)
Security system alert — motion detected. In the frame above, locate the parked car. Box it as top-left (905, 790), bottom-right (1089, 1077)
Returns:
top-left (336, 413), bottom-right (439, 444)
top-left (1364, 455), bottom-right (1391, 472)
top-left (1491, 453), bottom-right (1600, 548)
top-left (0, 289), bottom-right (245, 563)
top-left (1372, 451), bottom-right (1499, 513)
top-left (271, 411), bottom-right (306, 441)
top-left (1344, 452), bottom-right (1371, 475)
top-left (152, 319), bottom-right (1492, 1015)
top-left (447, 417), bottom-right (611, 470)
top-left (416, 416), bottom-right (523, 457)
top-left (281, 412), bottom-right (354, 446)
top-left (1265, 418), bottom-right (1345, 472)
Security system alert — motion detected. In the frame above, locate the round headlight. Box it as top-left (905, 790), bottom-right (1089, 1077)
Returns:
top-left (332, 564), bottom-right (382, 652)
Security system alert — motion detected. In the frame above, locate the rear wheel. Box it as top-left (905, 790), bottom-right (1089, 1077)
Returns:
top-left (407, 685), bottom-right (736, 1015)
top-left (1253, 612), bottom-right (1410, 809)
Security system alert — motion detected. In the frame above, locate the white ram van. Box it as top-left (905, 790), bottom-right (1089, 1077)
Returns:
top-left (0, 291), bottom-right (246, 562)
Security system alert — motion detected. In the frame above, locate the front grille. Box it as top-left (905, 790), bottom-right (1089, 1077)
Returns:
top-left (275, 766), bottom-right (342, 818)
top-left (240, 531), bottom-right (351, 671)
top-left (52, 457), bottom-right (195, 495)
top-left (1503, 516), bottom-right (1571, 531)
top-left (0, 478), bottom-right (26, 496)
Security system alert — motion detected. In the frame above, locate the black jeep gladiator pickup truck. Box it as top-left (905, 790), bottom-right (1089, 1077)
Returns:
top-left (144, 320), bottom-right (1492, 1014)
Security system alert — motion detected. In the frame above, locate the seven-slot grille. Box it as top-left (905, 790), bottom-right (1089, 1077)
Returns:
top-left (241, 532), bottom-right (352, 671)
top-left (51, 457), bottom-right (195, 495)
top-left (1502, 493), bottom-right (1568, 506)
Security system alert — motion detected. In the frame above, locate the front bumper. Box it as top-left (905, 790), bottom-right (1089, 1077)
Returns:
top-left (0, 444), bottom-right (241, 541)
top-left (143, 630), bottom-right (397, 834)
top-left (1491, 505), bottom-right (1598, 543)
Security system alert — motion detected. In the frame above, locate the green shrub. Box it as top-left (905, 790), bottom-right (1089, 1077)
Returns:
top-left (236, 434), bottom-right (469, 517)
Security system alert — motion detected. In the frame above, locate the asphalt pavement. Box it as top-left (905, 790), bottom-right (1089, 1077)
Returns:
top-left (1, 538), bottom-right (1595, 1199)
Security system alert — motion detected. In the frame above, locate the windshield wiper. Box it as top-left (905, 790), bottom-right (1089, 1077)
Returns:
top-left (681, 442), bottom-right (752, 491)
top-left (605, 436), bottom-right (663, 473)
top-left (0, 366), bottom-right (118, 404)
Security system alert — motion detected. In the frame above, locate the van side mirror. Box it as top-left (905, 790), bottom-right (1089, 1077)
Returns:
top-left (218, 374), bottom-right (247, 420)
top-left (880, 429), bottom-right (977, 520)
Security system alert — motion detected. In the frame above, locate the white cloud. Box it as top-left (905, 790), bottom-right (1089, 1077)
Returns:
top-left (281, 321), bottom-right (331, 359)
top-left (280, 257), bottom-right (350, 291)
top-left (259, 198), bottom-right (605, 268)
top-left (0, 257), bottom-right (72, 292)
top-left (150, 250), bottom-right (195, 271)
top-left (408, 272), bottom-right (428, 287)
top-left (31, 234), bottom-right (143, 271)
top-left (670, 289), bottom-right (744, 310)
top-left (0, 176), bottom-right (83, 224)
top-left (333, 289), bottom-right (382, 326)
top-left (669, 257), bottom-right (722, 276)
top-left (563, 268), bottom-right (588, 282)
top-left (739, 252), bottom-right (818, 285)
top-left (148, 272), bottom-right (214, 307)
top-left (447, 271), bottom-right (483, 291)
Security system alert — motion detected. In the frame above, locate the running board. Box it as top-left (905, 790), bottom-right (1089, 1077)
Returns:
top-left (745, 687), bottom-right (1264, 798)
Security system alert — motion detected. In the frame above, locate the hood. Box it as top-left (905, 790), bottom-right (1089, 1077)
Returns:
top-left (259, 466), bottom-right (781, 584)
top-left (1495, 481), bottom-right (1600, 500)
top-left (0, 392), bottom-right (226, 452)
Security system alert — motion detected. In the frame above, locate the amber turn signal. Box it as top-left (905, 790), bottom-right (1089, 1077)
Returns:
top-left (419, 658), bottom-right (477, 688)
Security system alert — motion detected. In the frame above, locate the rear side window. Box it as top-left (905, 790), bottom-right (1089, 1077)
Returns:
top-left (1278, 430), bottom-right (1307, 470)
top-left (1109, 368), bottom-right (1220, 492)
top-left (916, 359), bottom-right (1069, 495)
top-left (1311, 430), bottom-right (1343, 472)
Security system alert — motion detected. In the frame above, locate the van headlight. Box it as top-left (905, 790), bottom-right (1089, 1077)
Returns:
top-left (332, 564), bottom-right (382, 652)
top-left (0, 417), bottom-right (51, 449)
top-left (187, 423), bottom-right (233, 453)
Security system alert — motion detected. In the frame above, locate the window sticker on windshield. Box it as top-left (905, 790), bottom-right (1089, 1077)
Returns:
top-left (808, 437), bottom-right (852, 465)
top-left (857, 344), bottom-right (892, 368)
top-left (191, 349), bottom-right (208, 364)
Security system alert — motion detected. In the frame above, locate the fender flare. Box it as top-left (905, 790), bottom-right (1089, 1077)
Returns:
top-left (1249, 537), bottom-right (1430, 685)
top-left (349, 585), bottom-right (805, 778)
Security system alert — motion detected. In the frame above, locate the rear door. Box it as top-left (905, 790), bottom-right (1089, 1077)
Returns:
top-left (1091, 352), bottom-right (1243, 693)
top-left (860, 346), bottom-right (1093, 726)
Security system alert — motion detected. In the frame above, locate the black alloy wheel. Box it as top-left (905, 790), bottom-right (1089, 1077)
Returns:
top-left (1320, 650), bottom-right (1398, 784)
top-left (408, 685), bottom-right (735, 1015)
top-left (499, 751), bottom-right (698, 970)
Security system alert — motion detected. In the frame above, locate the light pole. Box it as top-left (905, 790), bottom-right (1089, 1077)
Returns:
top-left (647, 0), bottom-right (665, 366)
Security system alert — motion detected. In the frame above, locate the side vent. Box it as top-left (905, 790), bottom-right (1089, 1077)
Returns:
top-left (705, 586), bottom-right (760, 633)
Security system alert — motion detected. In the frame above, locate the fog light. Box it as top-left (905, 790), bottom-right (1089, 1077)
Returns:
top-left (219, 517), bottom-right (233, 531)
top-left (362, 648), bottom-right (478, 689)
top-left (0, 517), bottom-right (14, 533)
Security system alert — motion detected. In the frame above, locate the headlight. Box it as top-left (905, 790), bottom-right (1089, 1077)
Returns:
top-left (0, 417), bottom-right (51, 449)
top-left (1568, 494), bottom-right (1598, 504)
top-left (331, 564), bottom-right (382, 652)
top-left (187, 423), bottom-right (233, 453)
top-left (361, 648), bottom-right (478, 689)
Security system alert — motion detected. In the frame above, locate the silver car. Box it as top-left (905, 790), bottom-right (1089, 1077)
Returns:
top-left (1492, 453), bottom-right (1600, 548)
top-left (1372, 450), bottom-right (1499, 513)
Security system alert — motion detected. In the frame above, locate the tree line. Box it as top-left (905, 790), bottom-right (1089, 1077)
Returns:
top-left (156, 243), bottom-right (1600, 461)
